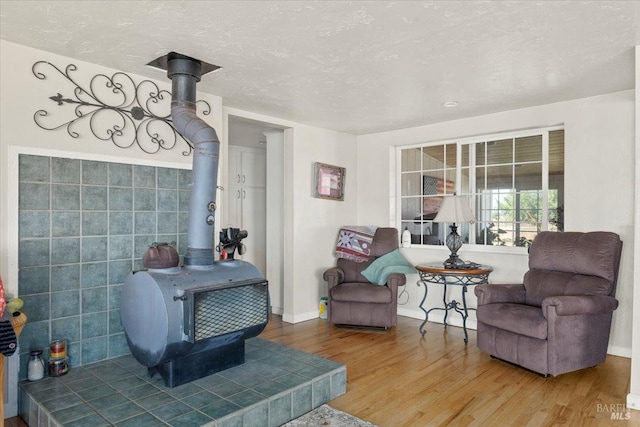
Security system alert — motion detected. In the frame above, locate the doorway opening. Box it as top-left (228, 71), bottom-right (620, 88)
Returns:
top-left (227, 115), bottom-right (286, 315)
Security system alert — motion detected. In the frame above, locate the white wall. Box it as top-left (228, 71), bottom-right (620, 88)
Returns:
top-left (356, 90), bottom-right (635, 357)
top-left (290, 126), bottom-right (358, 321)
top-left (628, 46), bottom-right (640, 411)
top-left (265, 129), bottom-right (285, 314)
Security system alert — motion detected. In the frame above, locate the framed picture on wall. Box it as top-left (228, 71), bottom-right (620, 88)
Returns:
top-left (314, 162), bottom-right (345, 201)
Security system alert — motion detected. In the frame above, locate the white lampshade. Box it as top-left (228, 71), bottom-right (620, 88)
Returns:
top-left (434, 195), bottom-right (476, 224)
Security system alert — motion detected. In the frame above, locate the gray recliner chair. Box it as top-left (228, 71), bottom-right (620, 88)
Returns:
top-left (474, 231), bottom-right (622, 376)
top-left (323, 228), bottom-right (407, 328)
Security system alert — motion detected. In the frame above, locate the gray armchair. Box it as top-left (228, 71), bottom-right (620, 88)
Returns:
top-left (474, 231), bottom-right (622, 376)
top-left (323, 228), bottom-right (406, 328)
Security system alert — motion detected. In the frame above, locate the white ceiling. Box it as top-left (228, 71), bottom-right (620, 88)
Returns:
top-left (228, 116), bottom-right (276, 149)
top-left (1, 1), bottom-right (640, 135)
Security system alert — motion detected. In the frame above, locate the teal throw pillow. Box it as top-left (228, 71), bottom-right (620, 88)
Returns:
top-left (361, 249), bottom-right (416, 285)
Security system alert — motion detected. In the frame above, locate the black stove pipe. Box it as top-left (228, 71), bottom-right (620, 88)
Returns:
top-left (167, 54), bottom-right (220, 266)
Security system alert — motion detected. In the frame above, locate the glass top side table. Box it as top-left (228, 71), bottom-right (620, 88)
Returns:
top-left (415, 263), bottom-right (493, 344)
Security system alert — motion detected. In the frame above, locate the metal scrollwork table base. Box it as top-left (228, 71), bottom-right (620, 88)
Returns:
top-left (416, 263), bottom-right (493, 344)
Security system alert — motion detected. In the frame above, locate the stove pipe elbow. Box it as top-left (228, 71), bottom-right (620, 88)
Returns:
top-left (168, 55), bottom-right (220, 266)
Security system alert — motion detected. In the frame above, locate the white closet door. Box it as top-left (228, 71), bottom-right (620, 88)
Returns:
top-left (241, 151), bottom-right (266, 188)
top-left (227, 185), bottom-right (243, 228)
top-left (228, 149), bottom-right (242, 186)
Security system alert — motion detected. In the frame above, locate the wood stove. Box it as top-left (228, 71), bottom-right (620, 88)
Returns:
top-left (120, 53), bottom-right (269, 387)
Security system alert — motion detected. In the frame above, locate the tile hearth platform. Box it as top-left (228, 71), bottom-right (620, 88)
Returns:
top-left (18, 338), bottom-right (346, 427)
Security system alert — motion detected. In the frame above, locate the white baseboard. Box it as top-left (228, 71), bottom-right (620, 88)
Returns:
top-left (397, 307), bottom-right (423, 320)
top-left (282, 310), bottom-right (319, 324)
top-left (627, 393), bottom-right (640, 411)
top-left (270, 306), bottom-right (284, 316)
top-left (397, 307), bottom-right (478, 330)
top-left (607, 344), bottom-right (632, 358)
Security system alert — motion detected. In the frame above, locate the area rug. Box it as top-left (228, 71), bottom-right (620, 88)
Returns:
top-left (283, 404), bottom-right (378, 426)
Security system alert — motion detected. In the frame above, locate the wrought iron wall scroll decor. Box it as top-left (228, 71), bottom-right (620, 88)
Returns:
top-left (32, 61), bottom-right (212, 156)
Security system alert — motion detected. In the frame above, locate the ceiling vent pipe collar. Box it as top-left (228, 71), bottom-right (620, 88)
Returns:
top-left (165, 53), bottom-right (220, 266)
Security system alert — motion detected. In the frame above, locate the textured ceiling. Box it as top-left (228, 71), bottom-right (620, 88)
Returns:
top-left (1, 1), bottom-right (639, 135)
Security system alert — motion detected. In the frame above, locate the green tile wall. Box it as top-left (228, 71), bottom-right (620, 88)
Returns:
top-left (18, 154), bottom-right (191, 379)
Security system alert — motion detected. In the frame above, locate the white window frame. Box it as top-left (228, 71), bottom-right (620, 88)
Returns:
top-left (396, 125), bottom-right (564, 253)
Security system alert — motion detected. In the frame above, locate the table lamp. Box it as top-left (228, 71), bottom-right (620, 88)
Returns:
top-left (433, 194), bottom-right (476, 268)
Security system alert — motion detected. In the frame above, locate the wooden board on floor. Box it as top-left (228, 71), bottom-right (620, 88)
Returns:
top-left (259, 315), bottom-right (638, 427)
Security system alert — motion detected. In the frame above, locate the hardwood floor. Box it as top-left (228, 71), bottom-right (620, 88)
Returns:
top-left (259, 315), bottom-right (638, 427)
top-left (7, 315), bottom-right (638, 426)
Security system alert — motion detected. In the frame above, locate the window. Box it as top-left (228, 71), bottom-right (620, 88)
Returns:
top-left (398, 127), bottom-right (564, 248)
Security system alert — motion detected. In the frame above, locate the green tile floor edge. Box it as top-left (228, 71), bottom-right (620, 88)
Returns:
top-left (18, 338), bottom-right (347, 427)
